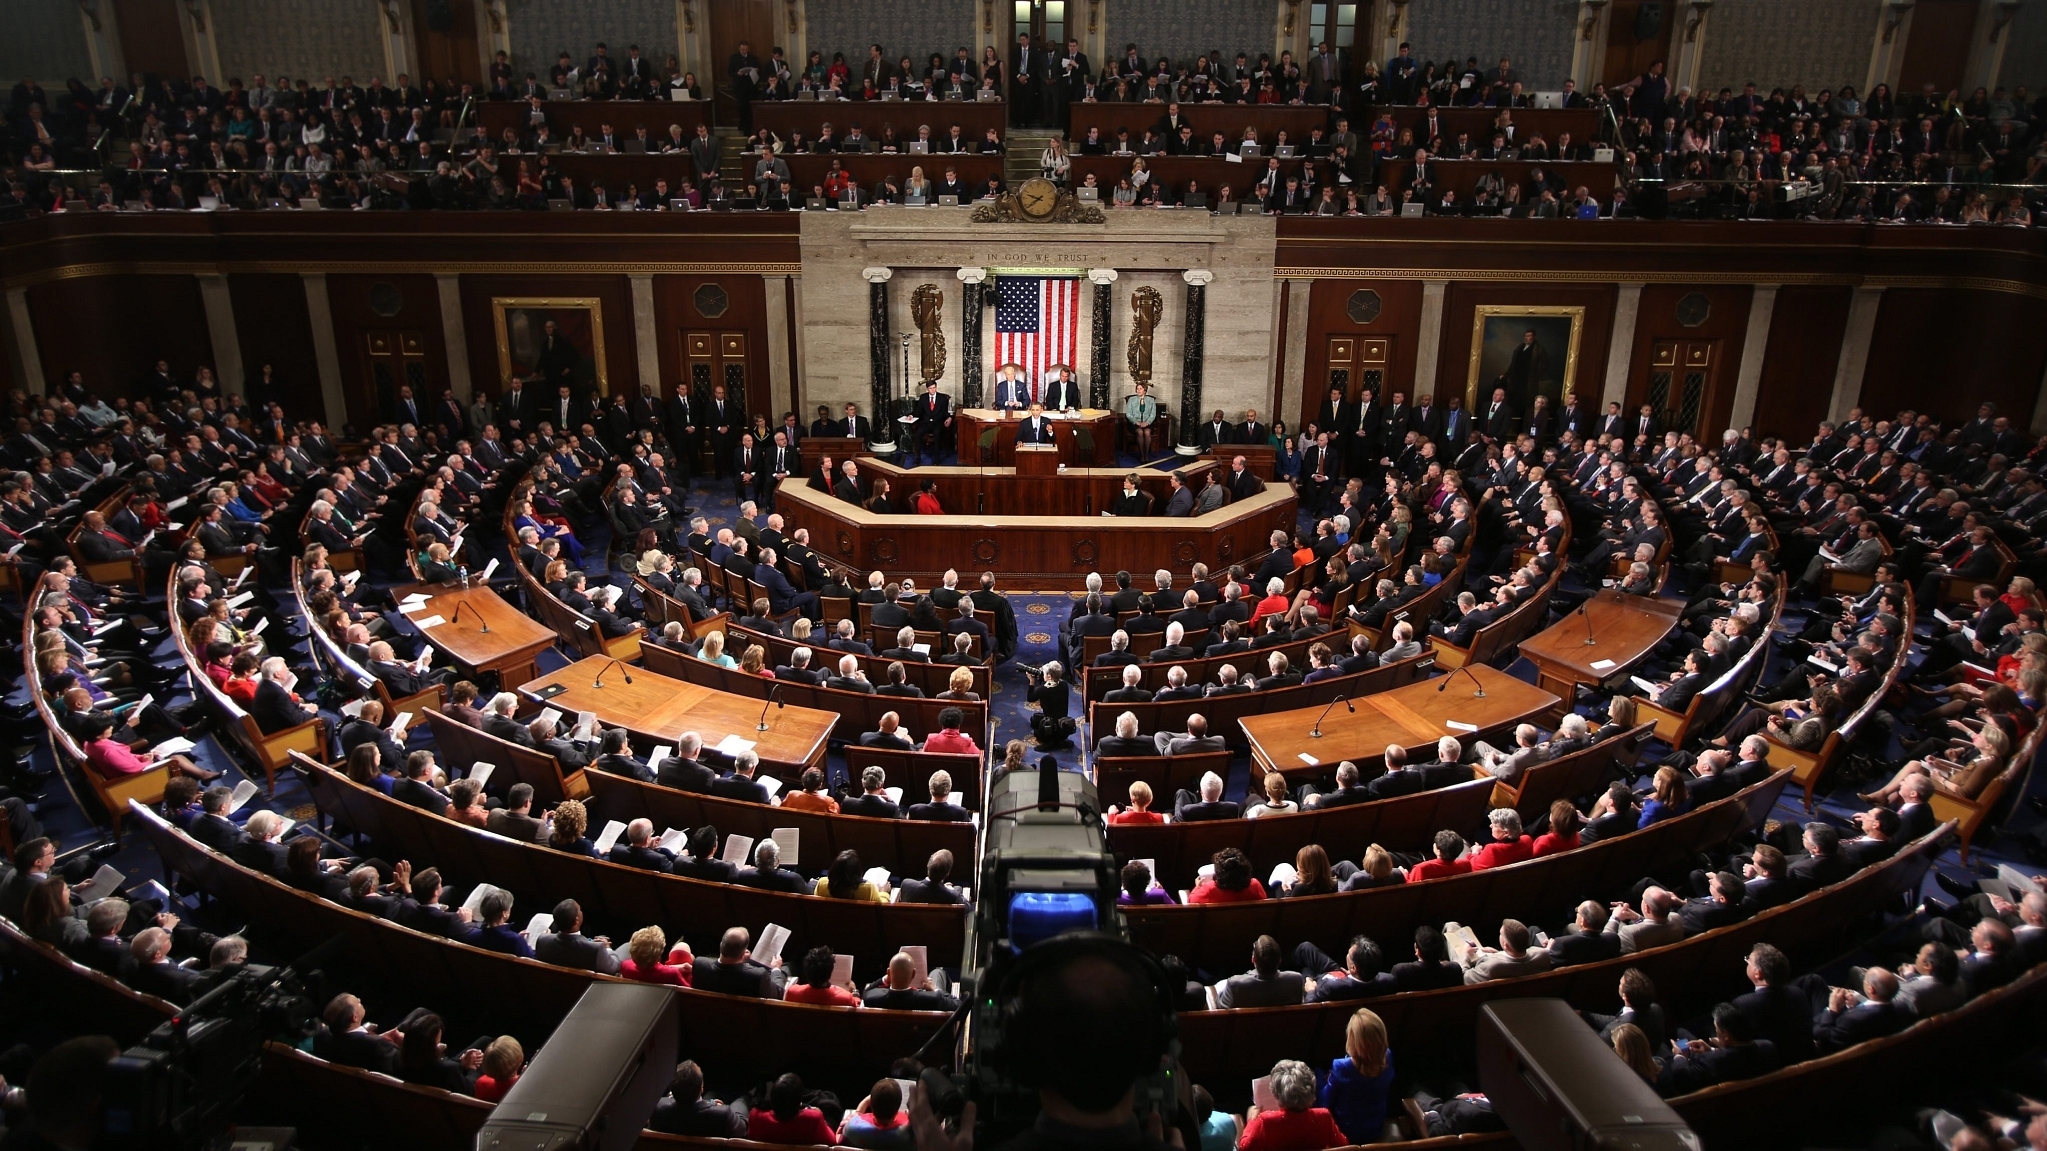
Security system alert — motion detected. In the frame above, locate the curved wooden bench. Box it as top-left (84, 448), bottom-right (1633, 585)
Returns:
top-left (1171, 816), bottom-right (1948, 1085)
top-left (298, 763), bottom-right (969, 981)
top-left (27, 613), bottom-right (166, 839)
top-left (292, 559), bottom-right (446, 725)
top-left (1427, 559), bottom-right (1567, 672)
top-left (1638, 582), bottom-right (1785, 750)
top-left (1122, 770), bottom-right (1791, 976)
top-left (1084, 650), bottom-right (1436, 754)
top-left (168, 569), bottom-right (325, 794)
top-left (717, 616), bottom-right (992, 700)
top-left (416, 710), bottom-right (589, 805)
top-left (0, 912), bottom-right (178, 1044)
top-left (1761, 587), bottom-right (1911, 810)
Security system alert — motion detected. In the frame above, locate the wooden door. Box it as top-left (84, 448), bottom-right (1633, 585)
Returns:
top-left (1898, 0), bottom-right (1977, 96)
top-left (414, 0), bottom-right (483, 87)
top-left (1600, 0), bottom-right (1668, 89)
top-left (1010, 0), bottom-right (1070, 46)
top-left (708, 0), bottom-right (778, 126)
top-left (113, 0), bottom-right (190, 84)
top-left (1309, 334), bottom-right (1395, 428)
top-left (681, 329), bottom-right (764, 461)
top-left (359, 330), bottom-right (428, 431)
top-left (1642, 338), bottom-right (1719, 440)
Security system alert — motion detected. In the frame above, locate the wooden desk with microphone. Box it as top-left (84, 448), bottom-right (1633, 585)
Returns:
top-left (391, 580), bottom-right (560, 689)
top-left (1518, 589), bottom-right (1682, 719)
top-left (1240, 664), bottom-right (1560, 779)
top-left (518, 655), bottom-right (837, 775)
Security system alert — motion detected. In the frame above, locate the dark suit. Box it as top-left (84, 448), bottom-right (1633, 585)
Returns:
top-left (658, 756), bottom-right (719, 793)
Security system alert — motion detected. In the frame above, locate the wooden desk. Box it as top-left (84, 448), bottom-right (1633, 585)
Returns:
top-left (956, 408), bottom-right (1117, 467)
top-left (1518, 589), bottom-right (1682, 717)
top-left (518, 655), bottom-right (836, 775)
top-left (753, 100), bottom-right (1007, 144)
top-left (1066, 104), bottom-right (1332, 149)
top-left (1240, 664), bottom-right (1559, 777)
top-left (775, 459), bottom-right (1295, 589)
top-left (472, 100), bottom-right (709, 144)
top-left (784, 153), bottom-right (1003, 195)
top-left (391, 582), bottom-right (557, 689)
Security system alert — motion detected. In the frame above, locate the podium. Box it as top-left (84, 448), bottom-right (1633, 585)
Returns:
top-left (1014, 443), bottom-right (1061, 476)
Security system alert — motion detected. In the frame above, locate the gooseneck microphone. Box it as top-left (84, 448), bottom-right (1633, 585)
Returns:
top-left (756, 684), bottom-right (784, 732)
top-left (1435, 664), bottom-right (1487, 698)
top-left (592, 658), bottom-right (633, 688)
top-left (451, 599), bottom-right (491, 634)
top-left (1578, 599), bottom-right (1596, 646)
top-left (1309, 692), bottom-right (1355, 738)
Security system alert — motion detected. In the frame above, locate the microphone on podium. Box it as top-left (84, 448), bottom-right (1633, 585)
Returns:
top-left (1436, 664), bottom-right (1487, 698)
top-left (1309, 693), bottom-right (1354, 738)
top-left (592, 658), bottom-right (633, 688)
top-left (1577, 600), bottom-right (1596, 646)
top-left (756, 684), bottom-right (784, 732)
top-left (451, 600), bottom-right (491, 634)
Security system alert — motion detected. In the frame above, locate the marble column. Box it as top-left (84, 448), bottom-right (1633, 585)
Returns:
top-left (1728, 285), bottom-right (1778, 431)
top-left (1087, 268), bottom-right (1117, 410)
top-left (435, 274), bottom-right (473, 401)
top-left (863, 267), bottom-right (894, 429)
top-left (957, 267), bottom-right (987, 406)
top-left (1177, 270), bottom-right (1213, 448)
top-left (5, 288), bottom-right (45, 393)
top-left (1413, 280), bottom-right (1446, 400)
top-left (301, 273), bottom-right (348, 427)
top-left (630, 274), bottom-right (663, 399)
top-left (1603, 283), bottom-right (1644, 408)
top-left (764, 273), bottom-right (793, 413)
top-left (196, 273), bottom-right (243, 393)
top-left (1830, 286), bottom-right (1886, 424)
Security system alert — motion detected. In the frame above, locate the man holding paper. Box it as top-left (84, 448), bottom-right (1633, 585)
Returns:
top-left (607, 820), bottom-right (678, 872)
top-left (691, 926), bottom-right (787, 998)
top-left (860, 951), bottom-right (958, 1010)
top-left (367, 640), bottom-right (453, 695)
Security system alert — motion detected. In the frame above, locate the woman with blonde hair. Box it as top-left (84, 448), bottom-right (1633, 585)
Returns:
top-left (1317, 1009), bottom-right (1395, 1145)
top-left (740, 644), bottom-right (774, 678)
top-left (1865, 723), bottom-right (2009, 804)
top-left (938, 665), bottom-right (980, 702)
top-left (1609, 1023), bottom-right (1660, 1085)
top-left (1596, 693), bottom-right (1638, 739)
top-left (696, 629), bottom-right (736, 669)
top-left (620, 925), bottom-right (692, 985)
top-left (546, 799), bottom-right (597, 856)
top-left (1345, 844), bottom-right (1402, 890)
top-left (474, 1036), bottom-right (525, 1102)
top-left (1247, 772), bottom-right (1299, 819)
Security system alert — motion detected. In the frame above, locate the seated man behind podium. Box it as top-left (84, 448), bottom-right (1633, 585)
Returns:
top-left (859, 711), bottom-right (917, 750)
top-left (710, 750), bottom-right (774, 804)
top-left (1173, 771), bottom-right (1242, 822)
top-left (1094, 710), bottom-right (1157, 759)
top-left (1154, 712), bottom-right (1226, 756)
top-left (692, 926), bottom-right (788, 999)
top-left (734, 838), bottom-right (808, 893)
top-left (609, 819), bottom-right (677, 872)
top-left (907, 770), bottom-right (973, 821)
top-left (657, 732), bottom-right (719, 793)
top-left (841, 765), bottom-right (902, 819)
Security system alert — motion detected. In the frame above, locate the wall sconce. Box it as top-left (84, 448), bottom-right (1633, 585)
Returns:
top-left (983, 0), bottom-right (994, 34)
top-left (1991, 0), bottom-right (2021, 43)
top-left (183, 0), bottom-right (206, 32)
top-left (1089, 0), bottom-right (1099, 33)
top-left (681, 0), bottom-right (694, 34)
top-left (483, 0), bottom-right (502, 33)
top-left (1388, 0), bottom-right (1409, 36)
top-left (785, 0), bottom-right (796, 32)
top-left (75, 0), bottom-right (101, 32)
top-left (1581, 0), bottom-right (1608, 41)
top-left (1880, 0), bottom-right (1913, 44)
top-left (1684, 0), bottom-right (1714, 43)
top-left (1284, 0), bottom-right (1302, 37)
top-left (378, 0), bottom-right (402, 34)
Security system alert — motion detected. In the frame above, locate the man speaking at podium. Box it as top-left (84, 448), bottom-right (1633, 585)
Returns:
top-left (1017, 403), bottom-right (1055, 444)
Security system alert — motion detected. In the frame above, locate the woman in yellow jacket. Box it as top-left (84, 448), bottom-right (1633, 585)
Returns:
top-left (813, 848), bottom-right (890, 902)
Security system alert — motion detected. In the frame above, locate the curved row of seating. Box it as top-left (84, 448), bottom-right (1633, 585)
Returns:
top-left (167, 568), bottom-right (325, 795)
top-left (298, 760), bottom-right (969, 980)
top-left (128, 801), bottom-right (953, 1084)
top-left (1173, 817), bottom-right (1950, 1084)
top-left (1124, 769), bottom-right (1791, 975)
top-left (1083, 649), bottom-right (1437, 758)
top-left (25, 612), bottom-right (167, 840)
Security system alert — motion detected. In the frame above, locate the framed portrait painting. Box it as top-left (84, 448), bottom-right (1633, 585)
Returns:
top-left (493, 297), bottom-right (609, 395)
top-left (1465, 306), bottom-right (1584, 418)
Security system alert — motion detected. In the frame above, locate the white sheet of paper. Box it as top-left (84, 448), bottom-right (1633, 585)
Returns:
top-left (650, 745), bottom-right (673, 765)
top-left (864, 865), bottom-right (892, 890)
top-left (227, 779), bottom-right (259, 814)
top-left (469, 762), bottom-right (494, 788)
top-left (1298, 752), bottom-right (1318, 765)
top-left (911, 643), bottom-right (931, 655)
top-left (461, 882), bottom-right (506, 915)
top-left (1252, 1076), bottom-right (1280, 1113)
top-left (227, 591), bottom-right (255, 608)
top-left (388, 711), bottom-right (413, 738)
top-left (1446, 721), bottom-right (1478, 733)
top-left (274, 816), bottom-right (295, 838)
top-left (1999, 864), bottom-right (2043, 897)
top-left (398, 601), bottom-right (432, 614)
top-left (1630, 675), bottom-right (1660, 694)
top-left (1269, 862), bottom-right (1298, 888)
top-left (657, 827), bottom-right (688, 852)
top-left (1590, 659), bottom-right (1617, 670)
top-left (754, 922), bottom-right (790, 967)
top-left (1807, 656), bottom-right (1840, 673)
top-left (402, 593), bottom-right (432, 605)
top-left (412, 614), bottom-right (447, 628)
top-left (903, 944), bottom-right (929, 988)
top-left (537, 708), bottom-right (563, 731)
top-left (481, 558), bottom-right (500, 581)
top-left (342, 570), bottom-right (361, 587)
top-left (1934, 609), bottom-right (1954, 626)
top-left (522, 912), bottom-right (554, 948)
top-left (341, 699), bottom-right (366, 718)
top-left (575, 710), bottom-right (597, 738)
top-left (73, 863), bottom-right (127, 902)
top-left (883, 786), bottom-right (904, 805)
top-left (770, 826), bottom-right (799, 866)
top-left (151, 736), bottom-right (196, 756)
top-left (714, 734), bottom-right (757, 757)
top-left (593, 819), bottom-right (628, 855)
top-left (252, 616), bottom-right (270, 636)
top-left (759, 774), bottom-right (783, 799)
top-left (166, 496), bottom-right (188, 511)
top-left (832, 953), bottom-right (855, 988)
top-left (721, 833), bottom-right (756, 866)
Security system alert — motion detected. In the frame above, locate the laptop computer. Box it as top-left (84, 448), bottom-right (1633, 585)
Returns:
top-left (1239, 145), bottom-right (1261, 158)
top-left (795, 90), bottom-right (816, 101)
top-left (1532, 91), bottom-right (1563, 110)
top-left (260, 198), bottom-right (287, 210)
top-left (880, 91), bottom-right (900, 101)
top-left (621, 139), bottom-right (647, 153)
top-left (806, 196), bottom-right (828, 210)
top-left (1077, 186), bottom-right (1099, 201)
top-left (909, 141), bottom-right (929, 154)
top-left (669, 198), bottom-right (693, 211)
top-left (669, 89), bottom-right (695, 101)
top-left (904, 195), bottom-right (928, 206)
top-left (938, 194), bottom-right (960, 206)
top-left (588, 141), bottom-right (615, 154)
top-left (299, 198), bottom-right (323, 210)
top-left (547, 198), bottom-right (573, 211)
top-left (548, 88), bottom-right (572, 100)
top-left (1182, 193), bottom-right (1208, 208)
top-left (197, 195), bottom-right (219, 210)
top-left (1214, 201), bottom-right (1240, 215)
top-left (1399, 201), bottom-right (1424, 218)
top-left (1275, 145), bottom-right (1297, 158)
top-left (976, 90), bottom-right (998, 101)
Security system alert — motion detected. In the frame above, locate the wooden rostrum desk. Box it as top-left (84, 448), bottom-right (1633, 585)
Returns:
top-left (775, 457), bottom-right (1297, 590)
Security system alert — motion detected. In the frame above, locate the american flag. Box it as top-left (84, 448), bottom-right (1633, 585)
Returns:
top-left (993, 275), bottom-right (1081, 397)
